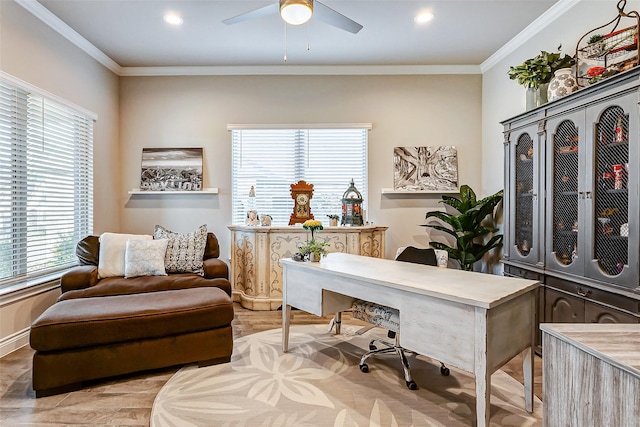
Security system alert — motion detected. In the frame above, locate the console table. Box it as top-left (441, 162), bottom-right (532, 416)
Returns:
top-left (228, 225), bottom-right (387, 310)
top-left (541, 323), bottom-right (640, 426)
top-left (281, 253), bottom-right (539, 427)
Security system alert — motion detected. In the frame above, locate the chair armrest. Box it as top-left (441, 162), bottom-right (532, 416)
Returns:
top-left (203, 258), bottom-right (228, 280)
top-left (60, 265), bottom-right (99, 294)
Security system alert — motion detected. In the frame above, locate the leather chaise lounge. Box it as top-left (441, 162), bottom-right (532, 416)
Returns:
top-left (30, 231), bottom-right (234, 397)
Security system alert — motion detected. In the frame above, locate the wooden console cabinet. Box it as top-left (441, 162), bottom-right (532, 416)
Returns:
top-left (502, 68), bottom-right (640, 347)
top-left (228, 225), bottom-right (387, 310)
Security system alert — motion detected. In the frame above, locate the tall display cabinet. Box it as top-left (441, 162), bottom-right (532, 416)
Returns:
top-left (502, 68), bottom-right (640, 346)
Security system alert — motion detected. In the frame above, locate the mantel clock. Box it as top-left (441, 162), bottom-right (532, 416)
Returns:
top-left (289, 180), bottom-right (314, 225)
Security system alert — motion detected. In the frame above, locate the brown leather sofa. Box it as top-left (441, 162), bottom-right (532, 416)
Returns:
top-left (30, 232), bottom-right (234, 397)
top-left (59, 232), bottom-right (230, 299)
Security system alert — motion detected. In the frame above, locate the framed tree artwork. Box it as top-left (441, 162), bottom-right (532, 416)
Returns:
top-left (393, 146), bottom-right (458, 192)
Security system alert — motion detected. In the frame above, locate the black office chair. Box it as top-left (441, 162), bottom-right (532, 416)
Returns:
top-left (351, 246), bottom-right (450, 390)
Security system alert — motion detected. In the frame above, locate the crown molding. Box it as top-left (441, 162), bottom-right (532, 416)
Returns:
top-left (14, 0), bottom-right (122, 75)
top-left (480, 0), bottom-right (582, 73)
top-left (119, 64), bottom-right (481, 77)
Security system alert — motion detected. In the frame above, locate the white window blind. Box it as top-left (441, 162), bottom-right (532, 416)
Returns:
top-left (230, 126), bottom-right (369, 225)
top-left (0, 77), bottom-right (94, 288)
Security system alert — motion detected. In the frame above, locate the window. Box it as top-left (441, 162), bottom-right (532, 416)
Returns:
top-left (0, 75), bottom-right (94, 289)
top-left (230, 125), bottom-right (369, 225)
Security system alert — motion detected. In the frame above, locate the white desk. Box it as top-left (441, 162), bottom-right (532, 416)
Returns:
top-left (281, 253), bottom-right (539, 427)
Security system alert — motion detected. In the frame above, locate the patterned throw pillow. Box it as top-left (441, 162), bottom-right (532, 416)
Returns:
top-left (154, 224), bottom-right (207, 275)
top-left (124, 239), bottom-right (169, 278)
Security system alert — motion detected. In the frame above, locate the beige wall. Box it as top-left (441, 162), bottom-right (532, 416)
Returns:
top-left (0, 1), bottom-right (119, 356)
top-left (0, 0), bottom-right (121, 234)
top-left (119, 74), bottom-right (482, 260)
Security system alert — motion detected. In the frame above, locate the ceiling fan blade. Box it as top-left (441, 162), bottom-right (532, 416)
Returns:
top-left (222, 3), bottom-right (279, 25)
top-left (313, 1), bottom-right (363, 34)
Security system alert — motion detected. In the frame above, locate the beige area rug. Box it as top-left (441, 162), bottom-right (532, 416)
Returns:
top-left (151, 324), bottom-right (542, 426)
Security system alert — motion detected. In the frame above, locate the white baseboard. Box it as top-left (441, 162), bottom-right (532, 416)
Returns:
top-left (0, 327), bottom-right (30, 358)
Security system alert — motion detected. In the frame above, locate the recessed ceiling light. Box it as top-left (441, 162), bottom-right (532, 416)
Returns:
top-left (414, 11), bottom-right (434, 24)
top-left (164, 12), bottom-right (183, 26)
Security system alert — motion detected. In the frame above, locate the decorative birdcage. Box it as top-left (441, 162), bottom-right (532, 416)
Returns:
top-left (575, 0), bottom-right (639, 87)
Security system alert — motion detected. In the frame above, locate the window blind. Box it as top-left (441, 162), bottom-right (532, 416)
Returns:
top-left (230, 126), bottom-right (369, 225)
top-left (0, 77), bottom-right (94, 288)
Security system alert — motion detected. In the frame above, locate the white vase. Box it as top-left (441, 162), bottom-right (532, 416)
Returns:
top-left (548, 68), bottom-right (578, 102)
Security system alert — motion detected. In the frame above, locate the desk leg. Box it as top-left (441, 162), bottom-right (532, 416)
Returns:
top-left (334, 312), bottom-right (342, 334)
top-left (282, 304), bottom-right (291, 353)
top-left (475, 309), bottom-right (490, 427)
top-left (523, 292), bottom-right (535, 412)
top-left (522, 347), bottom-right (534, 412)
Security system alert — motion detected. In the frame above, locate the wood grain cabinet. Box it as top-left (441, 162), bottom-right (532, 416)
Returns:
top-left (502, 68), bottom-right (640, 338)
top-left (541, 324), bottom-right (640, 427)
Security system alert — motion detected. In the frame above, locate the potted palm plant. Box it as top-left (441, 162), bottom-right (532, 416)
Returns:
top-left (422, 185), bottom-right (503, 271)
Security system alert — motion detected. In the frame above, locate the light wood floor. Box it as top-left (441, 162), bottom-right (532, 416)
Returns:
top-left (0, 303), bottom-right (542, 426)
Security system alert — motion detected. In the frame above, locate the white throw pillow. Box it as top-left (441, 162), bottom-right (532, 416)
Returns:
top-left (98, 232), bottom-right (153, 278)
top-left (124, 239), bottom-right (169, 278)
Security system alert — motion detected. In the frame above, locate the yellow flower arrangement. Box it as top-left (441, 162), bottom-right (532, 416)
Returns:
top-left (302, 219), bottom-right (323, 231)
top-left (299, 219), bottom-right (329, 260)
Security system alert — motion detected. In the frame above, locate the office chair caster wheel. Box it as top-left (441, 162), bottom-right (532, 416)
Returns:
top-left (406, 380), bottom-right (417, 390)
top-left (369, 344), bottom-right (377, 351)
top-left (440, 366), bottom-right (450, 376)
top-left (359, 363), bottom-right (369, 373)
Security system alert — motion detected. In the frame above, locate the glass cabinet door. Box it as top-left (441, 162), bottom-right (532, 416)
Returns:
top-left (514, 133), bottom-right (534, 257)
top-left (584, 97), bottom-right (637, 289)
top-left (546, 114), bottom-right (585, 275)
top-left (546, 93), bottom-right (637, 290)
top-left (509, 125), bottom-right (541, 265)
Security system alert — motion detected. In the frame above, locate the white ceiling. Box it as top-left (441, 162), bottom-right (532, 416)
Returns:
top-left (31, 0), bottom-right (559, 70)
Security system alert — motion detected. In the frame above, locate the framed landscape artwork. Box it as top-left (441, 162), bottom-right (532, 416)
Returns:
top-left (140, 148), bottom-right (203, 191)
top-left (393, 146), bottom-right (458, 192)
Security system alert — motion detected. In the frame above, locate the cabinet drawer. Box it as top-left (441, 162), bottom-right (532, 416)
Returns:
top-left (546, 276), bottom-right (640, 315)
top-left (544, 287), bottom-right (585, 323)
top-left (585, 301), bottom-right (640, 323)
top-left (504, 264), bottom-right (542, 281)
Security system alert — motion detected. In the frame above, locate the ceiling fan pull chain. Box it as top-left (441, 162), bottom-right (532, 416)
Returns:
top-left (307, 22), bottom-right (311, 51)
top-left (283, 21), bottom-right (288, 62)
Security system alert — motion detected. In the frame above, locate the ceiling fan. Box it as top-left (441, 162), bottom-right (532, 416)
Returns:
top-left (222, 0), bottom-right (363, 34)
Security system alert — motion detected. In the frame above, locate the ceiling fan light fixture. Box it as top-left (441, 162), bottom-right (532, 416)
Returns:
top-left (280, 0), bottom-right (313, 25)
top-left (414, 11), bottom-right (435, 24)
top-left (163, 12), bottom-right (183, 26)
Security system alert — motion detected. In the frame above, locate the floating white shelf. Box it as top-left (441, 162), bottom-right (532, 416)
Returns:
top-left (381, 188), bottom-right (459, 195)
top-left (128, 188), bottom-right (219, 195)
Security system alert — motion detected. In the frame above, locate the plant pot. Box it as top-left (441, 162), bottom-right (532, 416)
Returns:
top-left (526, 88), bottom-right (537, 111)
top-left (525, 84), bottom-right (549, 111)
top-left (536, 83), bottom-right (549, 107)
top-left (308, 252), bottom-right (321, 262)
top-left (548, 68), bottom-right (578, 102)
